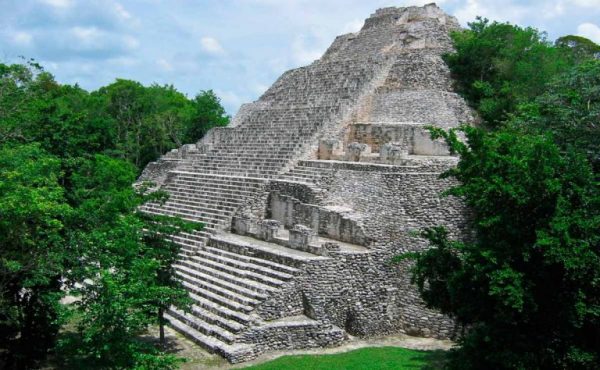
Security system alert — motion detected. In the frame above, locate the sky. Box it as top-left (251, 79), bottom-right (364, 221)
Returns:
top-left (1, 0), bottom-right (600, 115)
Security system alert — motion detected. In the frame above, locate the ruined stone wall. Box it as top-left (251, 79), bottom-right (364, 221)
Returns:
top-left (253, 166), bottom-right (471, 339)
top-left (257, 248), bottom-right (457, 339)
top-left (348, 123), bottom-right (450, 155)
top-left (322, 171), bottom-right (470, 245)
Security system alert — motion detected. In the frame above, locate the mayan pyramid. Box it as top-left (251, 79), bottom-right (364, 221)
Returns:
top-left (139, 3), bottom-right (474, 363)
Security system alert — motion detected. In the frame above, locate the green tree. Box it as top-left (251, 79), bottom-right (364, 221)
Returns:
top-left (0, 60), bottom-right (54, 144)
top-left (516, 60), bottom-right (600, 172)
top-left (555, 35), bottom-right (600, 63)
top-left (0, 60), bottom-right (222, 367)
top-left (444, 18), bottom-right (577, 126)
top-left (59, 155), bottom-right (198, 368)
top-left (184, 90), bottom-right (230, 143)
top-left (0, 144), bottom-right (72, 369)
top-left (1, 62), bottom-right (230, 173)
top-left (400, 125), bottom-right (600, 369)
top-left (94, 80), bottom-right (150, 168)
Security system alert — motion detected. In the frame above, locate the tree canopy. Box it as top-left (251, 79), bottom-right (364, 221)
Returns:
top-left (0, 61), bottom-right (218, 369)
top-left (0, 60), bottom-right (229, 172)
top-left (402, 19), bottom-right (600, 370)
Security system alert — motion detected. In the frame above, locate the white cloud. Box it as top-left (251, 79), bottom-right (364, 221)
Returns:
top-left (114, 2), bottom-right (132, 20)
top-left (216, 90), bottom-right (246, 112)
top-left (577, 22), bottom-right (600, 43)
top-left (156, 58), bottom-right (173, 71)
top-left (411, 0), bottom-right (447, 5)
top-left (72, 26), bottom-right (101, 42)
top-left (107, 57), bottom-right (138, 66)
top-left (291, 34), bottom-right (325, 65)
top-left (341, 19), bottom-right (364, 34)
top-left (253, 83), bottom-right (269, 95)
top-left (570, 0), bottom-right (600, 7)
top-left (200, 37), bottom-right (226, 56)
top-left (39, 0), bottom-right (72, 8)
top-left (122, 35), bottom-right (139, 49)
top-left (453, 0), bottom-right (529, 25)
top-left (12, 31), bottom-right (33, 46)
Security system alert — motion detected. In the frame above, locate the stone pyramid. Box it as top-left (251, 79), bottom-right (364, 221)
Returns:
top-left (139, 3), bottom-right (474, 363)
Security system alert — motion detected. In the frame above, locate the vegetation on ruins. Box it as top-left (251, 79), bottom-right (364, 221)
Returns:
top-left (402, 19), bottom-right (600, 370)
top-left (0, 60), bottom-right (225, 368)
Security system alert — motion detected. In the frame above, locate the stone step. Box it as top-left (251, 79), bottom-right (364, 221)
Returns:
top-left (186, 304), bottom-right (246, 334)
top-left (141, 204), bottom-right (228, 225)
top-left (208, 145), bottom-right (299, 152)
top-left (199, 245), bottom-right (298, 276)
top-left (187, 253), bottom-right (287, 289)
top-left (141, 208), bottom-right (224, 229)
top-left (210, 233), bottom-right (326, 268)
top-left (171, 171), bottom-right (266, 184)
top-left (172, 174), bottom-right (265, 189)
top-left (148, 199), bottom-right (232, 216)
top-left (180, 279), bottom-right (254, 314)
top-left (178, 246), bottom-right (199, 257)
top-left (175, 265), bottom-right (267, 303)
top-left (291, 166), bottom-right (336, 175)
top-left (187, 290), bottom-right (251, 325)
top-left (177, 258), bottom-right (278, 295)
top-left (164, 185), bottom-right (254, 201)
top-left (167, 307), bottom-right (237, 344)
top-left (165, 312), bottom-right (258, 363)
top-left (184, 168), bottom-right (282, 177)
top-left (187, 163), bottom-right (284, 173)
top-left (156, 201), bottom-right (232, 218)
top-left (277, 176), bottom-right (316, 185)
top-left (166, 188), bottom-right (246, 205)
top-left (193, 245), bottom-right (295, 282)
top-left (173, 230), bottom-right (212, 242)
top-left (163, 195), bottom-right (237, 213)
top-left (165, 182), bottom-right (257, 197)
top-left (204, 147), bottom-right (297, 155)
top-left (189, 163), bottom-right (288, 173)
top-left (198, 153), bottom-right (293, 160)
top-left (193, 157), bottom-right (290, 165)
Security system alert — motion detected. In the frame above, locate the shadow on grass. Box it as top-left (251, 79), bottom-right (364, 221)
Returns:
top-left (414, 350), bottom-right (448, 370)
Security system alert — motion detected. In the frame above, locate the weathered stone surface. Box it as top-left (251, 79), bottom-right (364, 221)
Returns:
top-left (138, 3), bottom-right (474, 363)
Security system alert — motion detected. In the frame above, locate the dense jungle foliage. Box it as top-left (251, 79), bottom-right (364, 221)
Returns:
top-left (403, 19), bottom-right (600, 370)
top-left (0, 61), bottom-right (228, 369)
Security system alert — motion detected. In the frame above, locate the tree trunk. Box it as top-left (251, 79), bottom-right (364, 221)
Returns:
top-left (158, 306), bottom-right (165, 349)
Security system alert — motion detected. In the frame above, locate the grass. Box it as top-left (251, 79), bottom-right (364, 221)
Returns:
top-left (242, 347), bottom-right (447, 370)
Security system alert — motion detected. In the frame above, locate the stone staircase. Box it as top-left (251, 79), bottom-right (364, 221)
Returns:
top-left (163, 232), bottom-right (338, 362)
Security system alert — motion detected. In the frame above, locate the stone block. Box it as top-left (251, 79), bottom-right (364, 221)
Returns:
top-left (318, 139), bottom-right (339, 160)
top-left (196, 143), bottom-right (212, 154)
top-left (289, 224), bottom-right (316, 249)
top-left (322, 242), bottom-right (341, 256)
top-left (345, 142), bottom-right (370, 162)
top-left (412, 129), bottom-right (450, 156)
top-left (180, 144), bottom-right (198, 157)
top-left (380, 142), bottom-right (408, 164)
top-left (258, 219), bottom-right (281, 242)
top-left (233, 216), bottom-right (257, 236)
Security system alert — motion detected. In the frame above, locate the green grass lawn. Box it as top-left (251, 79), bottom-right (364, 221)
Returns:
top-left (242, 347), bottom-right (447, 370)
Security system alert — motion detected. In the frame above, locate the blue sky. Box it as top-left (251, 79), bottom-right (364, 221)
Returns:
top-left (1, 0), bottom-right (600, 114)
